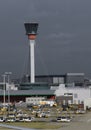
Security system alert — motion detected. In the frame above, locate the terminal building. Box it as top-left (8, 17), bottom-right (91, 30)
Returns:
top-left (21, 74), bottom-right (65, 85)
top-left (0, 89), bottom-right (55, 103)
top-left (0, 72), bottom-right (89, 104)
top-left (21, 73), bottom-right (85, 87)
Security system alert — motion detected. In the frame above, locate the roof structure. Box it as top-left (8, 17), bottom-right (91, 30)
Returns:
top-left (0, 90), bottom-right (55, 96)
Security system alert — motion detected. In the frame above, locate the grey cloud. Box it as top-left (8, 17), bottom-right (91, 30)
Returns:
top-left (0, 0), bottom-right (91, 78)
top-left (49, 32), bottom-right (75, 39)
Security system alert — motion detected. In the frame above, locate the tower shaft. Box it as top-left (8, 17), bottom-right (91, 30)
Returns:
top-left (29, 40), bottom-right (35, 83)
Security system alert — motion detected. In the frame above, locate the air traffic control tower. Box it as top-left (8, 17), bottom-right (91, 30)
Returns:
top-left (24, 23), bottom-right (38, 83)
top-left (19, 23), bottom-right (52, 90)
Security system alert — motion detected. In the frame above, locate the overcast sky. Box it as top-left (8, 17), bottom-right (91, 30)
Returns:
top-left (0, 0), bottom-right (91, 79)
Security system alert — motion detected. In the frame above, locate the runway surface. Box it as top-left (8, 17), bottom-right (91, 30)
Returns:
top-left (60, 112), bottom-right (91, 130)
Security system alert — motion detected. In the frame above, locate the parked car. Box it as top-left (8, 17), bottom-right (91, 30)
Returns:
top-left (0, 117), bottom-right (5, 122)
top-left (7, 114), bottom-right (15, 118)
top-left (23, 117), bottom-right (32, 122)
top-left (57, 116), bottom-right (71, 122)
top-left (6, 117), bottom-right (16, 122)
top-left (18, 116), bottom-right (33, 122)
top-left (75, 110), bottom-right (86, 114)
top-left (36, 112), bottom-right (50, 118)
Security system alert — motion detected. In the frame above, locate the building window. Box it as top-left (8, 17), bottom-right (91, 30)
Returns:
top-left (78, 100), bottom-right (80, 104)
top-left (74, 93), bottom-right (78, 98)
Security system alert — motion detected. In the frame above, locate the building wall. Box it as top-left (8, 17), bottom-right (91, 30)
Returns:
top-left (35, 76), bottom-right (53, 84)
top-left (66, 73), bottom-right (84, 86)
top-left (22, 75), bottom-right (65, 85)
top-left (55, 84), bottom-right (91, 104)
top-left (53, 77), bottom-right (64, 84)
top-left (56, 95), bottom-right (73, 105)
top-left (0, 82), bottom-right (17, 90)
top-left (84, 98), bottom-right (91, 110)
top-left (0, 95), bottom-right (55, 103)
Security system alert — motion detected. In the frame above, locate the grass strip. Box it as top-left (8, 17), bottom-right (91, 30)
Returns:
top-left (3, 122), bottom-right (62, 129)
top-left (0, 127), bottom-right (13, 130)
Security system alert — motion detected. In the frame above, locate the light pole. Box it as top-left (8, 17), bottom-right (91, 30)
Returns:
top-left (89, 86), bottom-right (91, 98)
top-left (2, 74), bottom-right (7, 106)
top-left (5, 72), bottom-right (12, 104)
